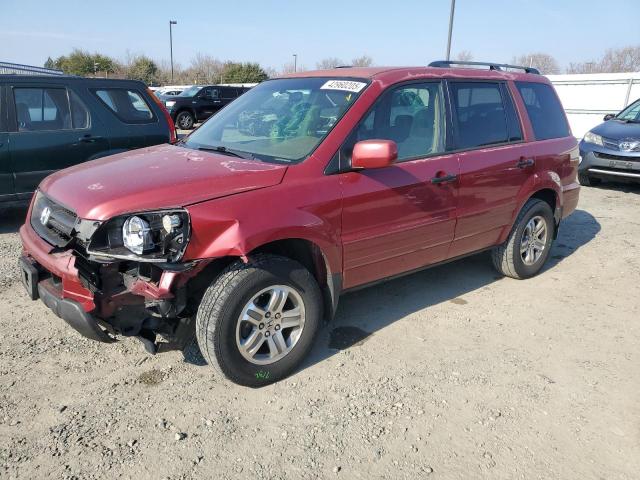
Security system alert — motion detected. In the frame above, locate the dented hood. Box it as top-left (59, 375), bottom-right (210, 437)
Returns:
top-left (39, 144), bottom-right (288, 220)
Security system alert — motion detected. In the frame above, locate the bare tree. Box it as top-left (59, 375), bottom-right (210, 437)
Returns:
top-left (566, 46), bottom-right (640, 74)
top-left (351, 55), bottom-right (374, 67)
top-left (316, 57), bottom-right (344, 69)
top-left (512, 53), bottom-right (560, 74)
top-left (186, 53), bottom-right (223, 84)
top-left (456, 50), bottom-right (473, 62)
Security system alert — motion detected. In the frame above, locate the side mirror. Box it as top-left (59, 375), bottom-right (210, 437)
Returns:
top-left (603, 113), bottom-right (615, 121)
top-left (352, 140), bottom-right (398, 170)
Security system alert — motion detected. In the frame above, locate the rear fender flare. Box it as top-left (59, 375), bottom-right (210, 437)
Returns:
top-left (497, 170), bottom-right (562, 244)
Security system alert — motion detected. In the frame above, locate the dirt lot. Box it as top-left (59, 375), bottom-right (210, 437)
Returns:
top-left (1, 184), bottom-right (639, 480)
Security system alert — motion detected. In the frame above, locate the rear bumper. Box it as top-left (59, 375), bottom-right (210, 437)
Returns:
top-left (562, 181), bottom-right (580, 219)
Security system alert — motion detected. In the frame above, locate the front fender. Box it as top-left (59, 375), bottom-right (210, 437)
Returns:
top-left (182, 177), bottom-right (343, 276)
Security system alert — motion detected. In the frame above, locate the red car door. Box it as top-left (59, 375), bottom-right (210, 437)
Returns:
top-left (337, 81), bottom-right (459, 289)
top-left (447, 81), bottom-right (534, 258)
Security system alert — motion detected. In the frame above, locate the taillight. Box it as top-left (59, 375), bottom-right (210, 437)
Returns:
top-left (147, 88), bottom-right (177, 144)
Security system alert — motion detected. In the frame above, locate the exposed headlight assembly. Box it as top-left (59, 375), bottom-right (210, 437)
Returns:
top-left (87, 210), bottom-right (190, 263)
top-left (583, 131), bottom-right (604, 146)
top-left (165, 100), bottom-right (176, 108)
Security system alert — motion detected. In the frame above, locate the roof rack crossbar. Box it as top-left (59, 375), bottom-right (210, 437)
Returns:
top-left (428, 60), bottom-right (540, 75)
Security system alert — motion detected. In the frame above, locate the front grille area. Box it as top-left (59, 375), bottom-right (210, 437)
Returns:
top-left (594, 152), bottom-right (640, 162)
top-left (31, 192), bottom-right (79, 248)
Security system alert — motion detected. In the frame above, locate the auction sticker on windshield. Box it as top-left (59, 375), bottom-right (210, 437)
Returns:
top-left (320, 80), bottom-right (367, 93)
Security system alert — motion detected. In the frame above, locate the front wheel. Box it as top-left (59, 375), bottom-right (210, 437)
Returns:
top-left (578, 172), bottom-right (601, 187)
top-left (196, 254), bottom-right (322, 387)
top-left (491, 199), bottom-right (555, 279)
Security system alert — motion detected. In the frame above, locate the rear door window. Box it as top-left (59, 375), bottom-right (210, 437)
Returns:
top-left (14, 88), bottom-right (72, 132)
top-left (449, 82), bottom-right (509, 149)
top-left (516, 82), bottom-right (569, 140)
top-left (93, 88), bottom-right (154, 124)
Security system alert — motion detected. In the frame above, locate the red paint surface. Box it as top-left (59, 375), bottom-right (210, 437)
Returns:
top-left (23, 66), bottom-right (579, 311)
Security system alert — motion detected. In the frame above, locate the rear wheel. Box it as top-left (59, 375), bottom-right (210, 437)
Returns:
top-left (175, 111), bottom-right (195, 130)
top-left (196, 254), bottom-right (322, 387)
top-left (492, 199), bottom-right (555, 279)
top-left (578, 172), bottom-right (601, 187)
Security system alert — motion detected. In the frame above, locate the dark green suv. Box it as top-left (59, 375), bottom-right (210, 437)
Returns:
top-left (0, 75), bottom-right (176, 206)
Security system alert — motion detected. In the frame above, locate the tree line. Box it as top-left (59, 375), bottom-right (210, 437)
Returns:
top-left (44, 45), bottom-right (639, 85)
top-left (44, 49), bottom-right (270, 85)
top-left (456, 45), bottom-right (640, 75)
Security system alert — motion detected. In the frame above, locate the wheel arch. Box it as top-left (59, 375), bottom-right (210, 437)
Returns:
top-left (186, 237), bottom-right (340, 322)
top-left (498, 173), bottom-right (563, 244)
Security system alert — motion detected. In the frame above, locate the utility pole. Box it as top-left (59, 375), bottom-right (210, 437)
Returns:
top-left (293, 54), bottom-right (297, 73)
top-left (446, 0), bottom-right (456, 61)
top-left (169, 20), bottom-right (177, 82)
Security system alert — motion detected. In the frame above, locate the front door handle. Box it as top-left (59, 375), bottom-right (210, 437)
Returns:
top-left (431, 173), bottom-right (458, 184)
top-left (516, 158), bottom-right (535, 168)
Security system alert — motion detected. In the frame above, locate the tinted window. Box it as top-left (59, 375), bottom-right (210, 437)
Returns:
top-left (516, 82), bottom-right (569, 140)
top-left (340, 82), bottom-right (445, 164)
top-left (14, 88), bottom-right (72, 132)
top-left (450, 82), bottom-right (509, 149)
top-left (221, 88), bottom-right (236, 100)
top-left (94, 89), bottom-right (154, 124)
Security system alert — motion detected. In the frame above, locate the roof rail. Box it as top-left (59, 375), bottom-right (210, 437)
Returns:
top-left (428, 60), bottom-right (540, 75)
top-left (0, 61), bottom-right (65, 76)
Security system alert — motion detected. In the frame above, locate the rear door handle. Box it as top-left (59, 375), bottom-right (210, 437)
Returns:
top-left (431, 173), bottom-right (458, 184)
top-left (78, 135), bottom-right (102, 143)
top-left (516, 158), bottom-right (535, 168)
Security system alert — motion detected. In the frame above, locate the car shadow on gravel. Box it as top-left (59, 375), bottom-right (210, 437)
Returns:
top-left (588, 181), bottom-right (640, 194)
top-left (0, 206), bottom-right (28, 234)
top-left (299, 208), bottom-right (600, 372)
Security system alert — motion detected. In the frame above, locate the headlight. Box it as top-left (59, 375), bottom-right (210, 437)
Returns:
top-left (86, 210), bottom-right (190, 263)
top-left (123, 216), bottom-right (152, 255)
top-left (583, 131), bottom-right (604, 146)
top-left (165, 101), bottom-right (176, 108)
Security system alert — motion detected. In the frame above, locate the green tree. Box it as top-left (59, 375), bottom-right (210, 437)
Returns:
top-left (44, 57), bottom-right (56, 70)
top-left (220, 62), bottom-right (268, 83)
top-left (125, 55), bottom-right (159, 85)
top-left (49, 49), bottom-right (116, 76)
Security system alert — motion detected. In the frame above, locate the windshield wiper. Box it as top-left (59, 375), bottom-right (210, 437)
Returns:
top-left (197, 145), bottom-right (255, 160)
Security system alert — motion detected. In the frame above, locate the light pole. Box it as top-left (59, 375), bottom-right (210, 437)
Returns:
top-left (169, 20), bottom-right (177, 82)
top-left (293, 54), bottom-right (297, 73)
top-left (445, 0), bottom-right (456, 61)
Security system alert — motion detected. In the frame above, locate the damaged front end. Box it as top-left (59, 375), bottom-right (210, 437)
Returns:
top-left (22, 192), bottom-right (205, 353)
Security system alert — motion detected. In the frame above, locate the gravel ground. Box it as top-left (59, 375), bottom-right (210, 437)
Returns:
top-left (1, 183), bottom-right (639, 480)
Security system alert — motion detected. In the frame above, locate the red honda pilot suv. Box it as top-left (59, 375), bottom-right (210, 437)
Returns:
top-left (19, 62), bottom-right (580, 386)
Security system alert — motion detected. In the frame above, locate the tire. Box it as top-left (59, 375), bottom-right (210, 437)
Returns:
top-left (175, 111), bottom-right (195, 130)
top-left (578, 172), bottom-right (600, 187)
top-left (196, 254), bottom-right (322, 387)
top-left (491, 199), bottom-right (555, 279)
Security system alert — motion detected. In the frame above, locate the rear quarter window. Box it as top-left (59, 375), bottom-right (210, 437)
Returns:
top-left (516, 82), bottom-right (570, 140)
top-left (93, 88), bottom-right (155, 124)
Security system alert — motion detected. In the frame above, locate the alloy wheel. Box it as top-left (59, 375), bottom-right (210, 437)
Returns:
top-left (235, 285), bottom-right (306, 365)
top-left (520, 215), bottom-right (548, 265)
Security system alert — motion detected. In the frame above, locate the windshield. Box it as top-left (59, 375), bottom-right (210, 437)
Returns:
top-left (182, 77), bottom-right (369, 163)
top-left (179, 86), bottom-right (203, 97)
top-left (617, 99), bottom-right (640, 122)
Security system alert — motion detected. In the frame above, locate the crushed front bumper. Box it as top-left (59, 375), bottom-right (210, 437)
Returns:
top-left (19, 221), bottom-right (200, 349)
